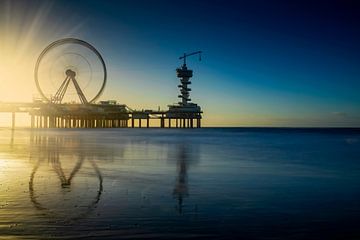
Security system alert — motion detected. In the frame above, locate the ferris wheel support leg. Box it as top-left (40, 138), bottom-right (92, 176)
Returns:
top-left (54, 77), bottom-right (70, 103)
top-left (71, 77), bottom-right (88, 104)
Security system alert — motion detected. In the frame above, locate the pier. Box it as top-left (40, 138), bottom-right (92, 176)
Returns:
top-left (0, 38), bottom-right (203, 129)
top-left (0, 102), bottom-right (202, 129)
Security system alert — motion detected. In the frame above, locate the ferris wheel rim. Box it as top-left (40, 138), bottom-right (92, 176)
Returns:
top-left (34, 38), bottom-right (107, 104)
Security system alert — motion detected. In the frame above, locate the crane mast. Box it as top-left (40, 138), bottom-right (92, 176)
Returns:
top-left (179, 51), bottom-right (202, 67)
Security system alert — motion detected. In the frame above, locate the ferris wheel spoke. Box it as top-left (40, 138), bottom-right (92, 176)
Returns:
top-left (62, 54), bottom-right (74, 66)
top-left (78, 68), bottom-right (91, 75)
top-left (40, 58), bottom-right (54, 69)
top-left (53, 76), bottom-right (71, 104)
top-left (74, 54), bottom-right (83, 68)
top-left (58, 55), bottom-right (70, 69)
top-left (78, 69), bottom-right (102, 74)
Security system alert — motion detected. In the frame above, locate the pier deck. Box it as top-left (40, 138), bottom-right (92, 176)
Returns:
top-left (0, 102), bottom-right (202, 128)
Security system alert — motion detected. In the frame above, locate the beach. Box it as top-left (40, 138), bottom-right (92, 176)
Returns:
top-left (0, 128), bottom-right (359, 239)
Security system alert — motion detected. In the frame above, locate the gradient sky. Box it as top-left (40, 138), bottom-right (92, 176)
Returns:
top-left (0, 0), bottom-right (360, 127)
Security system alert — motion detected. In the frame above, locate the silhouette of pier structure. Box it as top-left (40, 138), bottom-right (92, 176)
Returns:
top-left (0, 39), bottom-right (202, 128)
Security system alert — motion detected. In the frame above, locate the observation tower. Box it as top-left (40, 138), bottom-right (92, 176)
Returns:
top-left (166, 51), bottom-right (203, 128)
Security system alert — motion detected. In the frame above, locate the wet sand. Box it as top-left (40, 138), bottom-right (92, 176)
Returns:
top-left (0, 128), bottom-right (360, 239)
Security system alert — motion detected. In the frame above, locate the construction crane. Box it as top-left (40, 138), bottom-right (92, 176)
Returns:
top-left (179, 51), bottom-right (202, 67)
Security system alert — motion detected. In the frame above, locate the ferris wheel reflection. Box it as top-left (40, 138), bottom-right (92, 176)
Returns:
top-left (28, 132), bottom-right (109, 221)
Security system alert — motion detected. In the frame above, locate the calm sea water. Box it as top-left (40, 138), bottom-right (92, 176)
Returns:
top-left (0, 128), bottom-right (359, 239)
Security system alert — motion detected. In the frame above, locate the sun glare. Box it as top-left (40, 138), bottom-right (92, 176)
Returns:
top-left (0, 1), bottom-right (57, 102)
top-left (0, 55), bottom-right (34, 101)
top-left (0, 34), bottom-right (37, 103)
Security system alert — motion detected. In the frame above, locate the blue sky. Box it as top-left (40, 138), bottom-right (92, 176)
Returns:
top-left (1, 0), bottom-right (360, 126)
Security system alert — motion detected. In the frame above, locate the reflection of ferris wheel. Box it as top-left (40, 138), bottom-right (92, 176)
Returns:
top-left (28, 138), bottom-right (103, 221)
top-left (35, 38), bottom-right (107, 104)
top-left (29, 158), bottom-right (103, 221)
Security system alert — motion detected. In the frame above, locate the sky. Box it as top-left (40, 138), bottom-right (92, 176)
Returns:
top-left (0, 0), bottom-right (359, 127)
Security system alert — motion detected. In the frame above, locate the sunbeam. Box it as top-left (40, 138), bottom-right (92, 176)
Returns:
top-left (0, 0), bottom-right (86, 102)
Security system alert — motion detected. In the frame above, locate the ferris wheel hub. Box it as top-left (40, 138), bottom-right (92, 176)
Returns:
top-left (65, 69), bottom-right (76, 77)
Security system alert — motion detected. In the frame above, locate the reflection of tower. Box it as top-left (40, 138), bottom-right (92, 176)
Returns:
top-left (173, 144), bottom-right (189, 214)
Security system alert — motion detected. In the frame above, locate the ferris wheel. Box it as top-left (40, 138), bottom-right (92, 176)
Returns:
top-left (34, 38), bottom-right (107, 104)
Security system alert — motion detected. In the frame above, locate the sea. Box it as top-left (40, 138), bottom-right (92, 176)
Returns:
top-left (0, 127), bottom-right (359, 239)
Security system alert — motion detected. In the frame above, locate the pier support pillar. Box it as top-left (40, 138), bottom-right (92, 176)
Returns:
top-left (160, 118), bottom-right (164, 128)
top-left (11, 112), bottom-right (15, 129)
top-left (31, 114), bottom-right (34, 128)
top-left (49, 117), bottom-right (53, 128)
top-left (44, 116), bottom-right (48, 128)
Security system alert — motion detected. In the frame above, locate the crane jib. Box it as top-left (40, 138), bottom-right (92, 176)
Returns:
top-left (179, 51), bottom-right (202, 66)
